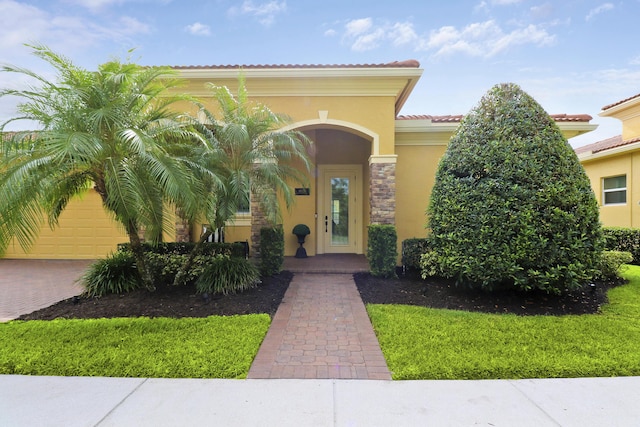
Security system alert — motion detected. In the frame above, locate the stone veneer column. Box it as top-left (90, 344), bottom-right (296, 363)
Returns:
top-left (174, 209), bottom-right (191, 243)
top-left (369, 155), bottom-right (397, 225)
top-left (250, 189), bottom-right (271, 259)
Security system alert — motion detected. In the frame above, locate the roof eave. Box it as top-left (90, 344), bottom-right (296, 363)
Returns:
top-left (600, 96), bottom-right (640, 118)
top-left (556, 122), bottom-right (598, 139)
top-left (579, 140), bottom-right (640, 162)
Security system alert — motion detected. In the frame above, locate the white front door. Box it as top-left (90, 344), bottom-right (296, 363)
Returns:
top-left (317, 165), bottom-right (362, 254)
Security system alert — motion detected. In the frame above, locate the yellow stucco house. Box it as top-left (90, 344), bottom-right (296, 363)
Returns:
top-left (4, 60), bottom-right (597, 260)
top-left (576, 92), bottom-right (640, 227)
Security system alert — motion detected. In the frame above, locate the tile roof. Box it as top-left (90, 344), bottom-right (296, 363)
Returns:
top-left (602, 93), bottom-right (640, 111)
top-left (396, 114), bottom-right (463, 123)
top-left (396, 114), bottom-right (592, 123)
top-left (574, 135), bottom-right (640, 155)
top-left (171, 59), bottom-right (421, 70)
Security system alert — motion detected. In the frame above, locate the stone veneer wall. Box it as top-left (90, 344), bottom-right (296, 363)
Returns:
top-left (250, 191), bottom-right (271, 259)
top-left (369, 162), bottom-right (396, 225)
top-left (174, 210), bottom-right (191, 243)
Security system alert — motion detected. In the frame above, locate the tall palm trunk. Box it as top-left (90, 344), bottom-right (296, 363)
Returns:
top-left (126, 220), bottom-right (156, 291)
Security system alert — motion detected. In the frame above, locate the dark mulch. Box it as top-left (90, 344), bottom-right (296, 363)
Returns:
top-left (17, 271), bottom-right (293, 321)
top-left (354, 269), bottom-right (623, 316)
top-left (19, 268), bottom-right (623, 320)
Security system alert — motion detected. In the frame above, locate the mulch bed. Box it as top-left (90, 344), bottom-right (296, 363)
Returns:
top-left (354, 269), bottom-right (622, 316)
top-left (17, 271), bottom-right (293, 320)
top-left (18, 268), bottom-right (622, 320)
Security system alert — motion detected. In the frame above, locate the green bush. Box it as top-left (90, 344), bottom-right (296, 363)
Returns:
top-left (402, 238), bottom-right (430, 271)
top-left (196, 256), bottom-right (261, 295)
top-left (117, 241), bottom-right (247, 258)
top-left (144, 252), bottom-right (219, 287)
top-left (82, 251), bottom-right (141, 297)
top-left (596, 250), bottom-right (633, 280)
top-left (427, 83), bottom-right (603, 293)
top-left (603, 227), bottom-right (640, 265)
top-left (367, 225), bottom-right (398, 278)
top-left (419, 250), bottom-right (441, 278)
top-left (260, 225), bottom-right (284, 276)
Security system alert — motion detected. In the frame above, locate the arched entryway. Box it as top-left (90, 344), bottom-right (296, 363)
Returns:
top-left (308, 127), bottom-right (371, 255)
top-left (251, 117), bottom-right (396, 259)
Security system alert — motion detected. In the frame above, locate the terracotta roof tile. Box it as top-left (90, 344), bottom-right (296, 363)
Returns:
top-left (574, 135), bottom-right (640, 155)
top-left (171, 59), bottom-right (420, 70)
top-left (396, 114), bottom-right (463, 122)
top-left (549, 113), bottom-right (593, 122)
top-left (602, 93), bottom-right (640, 111)
top-left (574, 135), bottom-right (622, 154)
top-left (396, 114), bottom-right (592, 123)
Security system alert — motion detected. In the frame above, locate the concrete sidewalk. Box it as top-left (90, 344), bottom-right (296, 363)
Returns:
top-left (1, 375), bottom-right (639, 426)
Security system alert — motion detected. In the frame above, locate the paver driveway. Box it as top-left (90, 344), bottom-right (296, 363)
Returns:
top-left (0, 259), bottom-right (92, 322)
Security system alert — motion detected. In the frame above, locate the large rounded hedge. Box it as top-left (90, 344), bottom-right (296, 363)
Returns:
top-left (426, 83), bottom-right (603, 293)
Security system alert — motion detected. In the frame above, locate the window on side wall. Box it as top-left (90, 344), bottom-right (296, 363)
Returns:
top-left (602, 175), bottom-right (627, 205)
top-left (229, 191), bottom-right (251, 226)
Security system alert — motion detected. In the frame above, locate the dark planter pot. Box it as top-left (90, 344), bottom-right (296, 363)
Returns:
top-left (295, 234), bottom-right (308, 258)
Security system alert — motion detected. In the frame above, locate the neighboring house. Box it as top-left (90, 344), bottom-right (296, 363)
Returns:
top-left (3, 60), bottom-right (596, 259)
top-left (576, 93), bottom-right (640, 228)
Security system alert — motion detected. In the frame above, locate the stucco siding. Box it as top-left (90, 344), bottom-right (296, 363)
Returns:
top-left (4, 189), bottom-right (127, 259)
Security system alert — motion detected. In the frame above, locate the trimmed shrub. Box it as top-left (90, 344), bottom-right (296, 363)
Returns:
top-left (82, 251), bottom-right (141, 297)
top-left (117, 241), bottom-right (246, 258)
top-left (596, 250), bottom-right (633, 280)
top-left (196, 256), bottom-right (261, 295)
top-left (603, 227), bottom-right (640, 265)
top-left (402, 238), bottom-right (430, 271)
top-left (144, 252), bottom-right (218, 287)
top-left (260, 225), bottom-right (284, 276)
top-left (367, 225), bottom-right (398, 278)
top-left (427, 83), bottom-right (603, 293)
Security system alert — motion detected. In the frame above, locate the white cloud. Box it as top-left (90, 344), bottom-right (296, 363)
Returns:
top-left (345, 18), bottom-right (373, 37)
top-left (65, 0), bottom-right (125, 13)
top-left (0, 0), bottom-right (151, 56)
top-left (421, 20), bottom-right (555, 59)
top-left (585, 3), bottom-right (614, 21)
top-left (62, 0), bottom-right (173, 13)
top-left (184, 22), bottom-right (211, 36)
top-left (630, 55), bottom-right (640, 66)
top-left (530, 3), bottom-right (553, 20)
top-left (389, 22), bottom-right (419, 46)
top-left (491, 0), bottom-right (521, 4)
top-left (230, 1), bottom-right (287, 27)
top-left (342, 18), bottom-right (418, 52)
top-left (351, 28), bottom-right (385, 51)
top-left (324, 29), bottom-right (337, 37)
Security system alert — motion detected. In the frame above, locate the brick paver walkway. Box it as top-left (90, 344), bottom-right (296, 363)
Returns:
top-left (0, 259), bottom-right (91, 322)
top-left (248, 273), bottom-right (392, 380)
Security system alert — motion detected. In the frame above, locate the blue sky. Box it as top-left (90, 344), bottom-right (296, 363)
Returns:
top-left (1, 0), bottom-right (639, 147)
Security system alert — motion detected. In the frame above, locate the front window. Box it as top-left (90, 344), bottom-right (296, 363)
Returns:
top-left (237, 193), bottom-right (250, 215)
top-left (603, 175), bottom-right (627, 205)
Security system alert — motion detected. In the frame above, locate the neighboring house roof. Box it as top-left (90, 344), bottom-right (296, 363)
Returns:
top-left (574, 135), bottom-right (623, 154)
top-left (602, 93), bottom-right (640, 111)
top-left (396, 114), bottom-right (592, 123)
top-left (575, 135), bottom-right (640, 156)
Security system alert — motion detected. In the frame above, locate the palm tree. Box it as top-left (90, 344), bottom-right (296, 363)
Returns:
top-left (0, 45), bottom-right (211, 290)
top-left (171, 77), bottom-right (313, 286)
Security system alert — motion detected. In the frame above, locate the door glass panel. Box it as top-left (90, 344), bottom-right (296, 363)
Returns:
top-left (331, 178), bottom-right (349, 245)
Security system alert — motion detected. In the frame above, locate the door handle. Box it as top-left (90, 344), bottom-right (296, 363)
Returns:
top-left (325, 216), bottom-right (328, 233)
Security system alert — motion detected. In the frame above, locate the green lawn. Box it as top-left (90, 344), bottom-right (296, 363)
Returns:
top-left (0, 315), bottom-right (270, 378)
top-left (367, 265), bottom-right (640, 380)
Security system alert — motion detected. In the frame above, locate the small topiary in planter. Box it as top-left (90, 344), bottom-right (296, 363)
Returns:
top-left (292, 224), bottom-right (311, 258)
